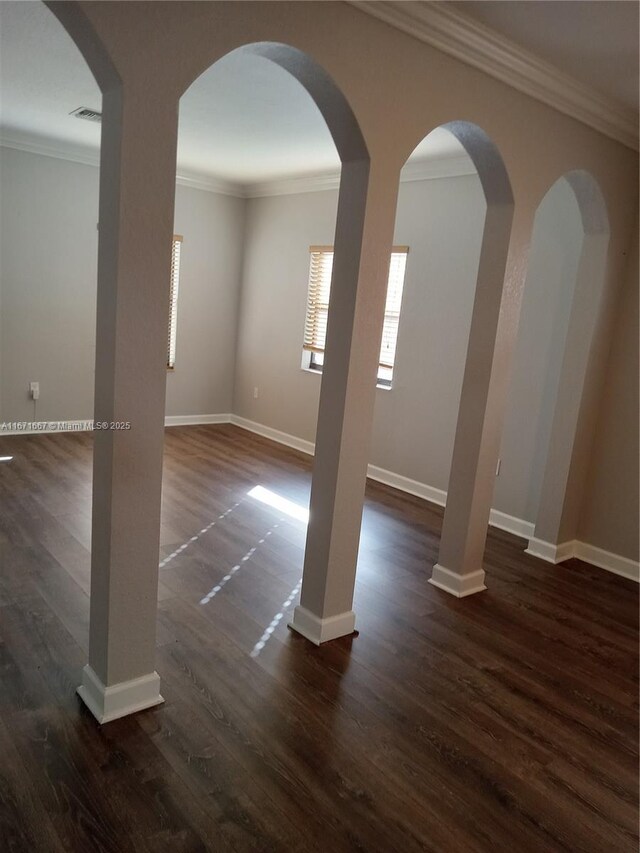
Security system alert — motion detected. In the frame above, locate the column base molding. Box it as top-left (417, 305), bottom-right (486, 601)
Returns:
top-left (288, 606), bottom-right (356, 645)
top-left (429, 564), bottom-right (487, 597)
top-left (77, 665), bottom-right (164, 724)
top-left (525, 537), bottom-right (575, 564)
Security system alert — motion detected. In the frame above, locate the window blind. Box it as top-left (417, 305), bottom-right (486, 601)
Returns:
top-left (379, 249), bottom-right (408, 369)
top-left (167, 235), bottom-right (182, 369)
top-left (303, 246), bottom-right (333, 355)
top-left (303, 245), bottom-right (408, 372)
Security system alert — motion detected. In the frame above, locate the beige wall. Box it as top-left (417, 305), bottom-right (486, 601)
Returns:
top-left (0, 147), bottom-right (245, 422)
top-left (578, 227), bottom-right (639, 561)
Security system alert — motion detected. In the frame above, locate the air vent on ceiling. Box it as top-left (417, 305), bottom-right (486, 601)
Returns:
top-left (70, 106), bottom-right (102, 123)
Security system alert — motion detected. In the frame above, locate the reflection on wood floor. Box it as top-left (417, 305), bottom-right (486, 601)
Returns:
top-left (0, 424), bottom-right (637, 852)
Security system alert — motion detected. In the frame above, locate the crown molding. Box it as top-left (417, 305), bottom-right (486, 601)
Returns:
top-left (245, 171), bottom-right (341, 198)
top-left (401, 153), bottom-right (475, 183)
top-left (0, 133), bottom-right (100, 168)
top-left (0, 133), bottom-right (245, 197)
top-left (245, 153), bottom-right (475, 197)
top-left (350, 1), bottom-right (639, 151)
top-left (174, 169), bottom-right (243, 197)
top-left (1, 133), bottom-right (476, 198)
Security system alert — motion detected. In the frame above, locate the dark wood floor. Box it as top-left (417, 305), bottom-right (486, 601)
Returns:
top-left (0, 424), bottom-right (637, 852)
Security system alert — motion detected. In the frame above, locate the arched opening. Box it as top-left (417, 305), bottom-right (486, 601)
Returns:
top-left (496, 171), bottom-right (610, 562)
top-left (158, 43), bottom-right (372, 652)
top-left (0, 1), bottom-right (104, 427)
top-left (368, 121), bottom-right (514, 598)
top-left (0, 0), bottom-right (120, 709)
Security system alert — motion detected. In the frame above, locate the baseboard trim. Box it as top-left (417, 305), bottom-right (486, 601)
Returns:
top-left (288, 605), bottom-right (356, 645)
top-left (164, 413), bottom-right (231, 427)
top-left (488, 509), bottom-right (535, 539)
top-left (573, 541), bottom-right (639, 581)
top-left (5, 412), bottom-right (635, 583)
top-left (525, 537), bottom-right (576, 564)
top-left (231, 417), bottom-right (537, 540)
top-left (229, 414), bottom-right (315, 456)
top-left (525, 537), bottom-right (639, 581)
top-left (429, 564), bottom-right (487, 597)
top-left (77, 665), bottom-right (164, 724)
top-left (367, 463), bottom-right (447, 506)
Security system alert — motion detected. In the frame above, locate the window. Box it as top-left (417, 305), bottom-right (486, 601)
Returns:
top-left (167, 235), bottom-right (182, 369)
top-left (302, 245), bottom-right (408, 386)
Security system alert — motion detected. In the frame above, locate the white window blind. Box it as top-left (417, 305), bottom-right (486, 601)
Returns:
top-left (303, 245), bottom-right (408, 381)
top-left (167, 235), bottom-right (182, 369)
top-left (303, 246), bottom-right (333, 355)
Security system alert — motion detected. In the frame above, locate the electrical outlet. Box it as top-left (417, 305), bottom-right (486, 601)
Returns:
top-left (253, 386), bottom-right (259, 399)
top-left (495, 458), bottom-right (501, 476)
top-left (29, 381), bottom-right (40, 400)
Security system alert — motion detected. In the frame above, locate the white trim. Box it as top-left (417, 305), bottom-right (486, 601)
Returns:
top-left (229, 414), bottom-right (315, 456)
top-left (573, 541), bottom-right (640, 582)
top-left (246, 171), bottom-right (342, 198)
top-left (400, 155), bottom-right (476, 184)
top-left (367, 463), bottom-right (446, 507)
top-left (489, 509), bottom-right (535, 539)
top-left (429, 564), bottom-right (487, 597)
top-left (164, 413), bottom-right (231, 427)
top-left (245, 154), bottom-right (476, 197)
top-left (4, 412), bottom-right (635, 582)
top-left (231, 417), bottom-right (537, 541)
top-left (526, 537), bottom-right (639, 581)
top-left (1, 139), bottom-right (475, 200)
top-left (77, 665), bottom-right (164, 724)
top-left (175, 170), bottom-right (243, 197)
top-left (288, 605), bottom-right (356, 645)
top-left (0, 135), bottom-right (244, 197)
top-left (525, 537), bottom-right (576, 564)
top-left (0, 134), bottom-right (100, 167)
top-left (350, 1), bottom-right (638, 151)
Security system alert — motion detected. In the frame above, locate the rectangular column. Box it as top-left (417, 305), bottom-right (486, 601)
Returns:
top-left (77, 88), bottom-right (179, 722)
top-left (431, 200), bottom-right (514, 597)
top-left (290, 160), bottom-right (400, 644)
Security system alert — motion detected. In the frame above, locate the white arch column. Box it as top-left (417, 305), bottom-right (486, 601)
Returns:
top-left (290, 159), bottom-right (400, 644)
top-left (77, 86), bottom-right (179, 723)
top-left (430, 124), bottom-right (515, 597)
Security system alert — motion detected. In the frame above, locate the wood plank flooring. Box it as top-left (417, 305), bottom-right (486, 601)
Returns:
top-left (0, 424), bottom-right (637, 852)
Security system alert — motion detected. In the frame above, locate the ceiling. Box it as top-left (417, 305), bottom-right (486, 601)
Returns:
top-left (0, 1), bottom-right (636, 187)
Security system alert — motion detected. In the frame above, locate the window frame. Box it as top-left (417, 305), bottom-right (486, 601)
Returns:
top-left (301, 245), bottom-right (409, 388)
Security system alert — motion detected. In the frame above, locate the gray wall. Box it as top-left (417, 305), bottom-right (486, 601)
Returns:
top-left (0, 147), bottom-right (245, 422)
top-left (167, 183), bottom-right (245, 416)
top-left (494, 178), bottom-right (585, 522)
top-left (234, 174), bottom-right (638, 561)
top-left (234, 175), bottom-right (487, 493)
top-left (1, 146), bottom-right (637, 562)
top-left (0, 147), bottom-right (98, 421)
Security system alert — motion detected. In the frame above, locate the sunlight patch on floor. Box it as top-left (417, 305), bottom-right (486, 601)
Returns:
top-left (247, 485), bottom-right (309, 524)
